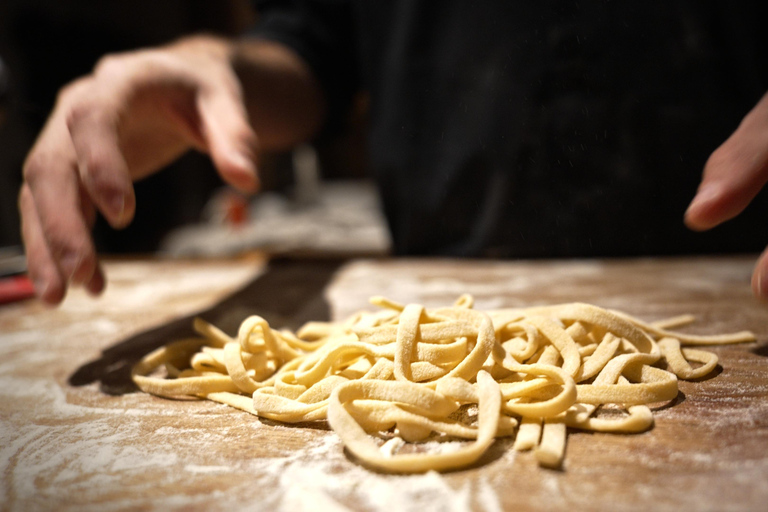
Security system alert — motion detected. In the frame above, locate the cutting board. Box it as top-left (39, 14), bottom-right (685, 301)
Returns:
top-left (1, 256), bottom-right (767, 511)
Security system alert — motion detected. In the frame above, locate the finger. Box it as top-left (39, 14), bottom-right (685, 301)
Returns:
top-left (78, 188), bottom-right (105, 296)
top-left (66, 95), bottom-right (137, 229)
top-left (752, 247), bottom-right (768, 301)
top-left (197, 82), bottom-right (260, 193)
top-left (685, 92), bottom-right (768, 231)
top-left (85, 262), bottom-right (106, 296)
top-left (24, 139), bottom-right (98, 288)
top-left (77, 181), bottom-right (98, 229)
top-left (18, 184), bottom-right (66, 304)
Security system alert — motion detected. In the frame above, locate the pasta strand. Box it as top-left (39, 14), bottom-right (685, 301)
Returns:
top-left (132, 297), bottom-right (755, 471)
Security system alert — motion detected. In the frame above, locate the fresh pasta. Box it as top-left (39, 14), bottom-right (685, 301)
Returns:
top-left (132, 296), bottom-right (755, 472)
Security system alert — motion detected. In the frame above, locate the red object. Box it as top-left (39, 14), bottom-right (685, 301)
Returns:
top-left (225, 193), bottom-right (248, 227)
top-left (0, 275), bottom-right (36, 304)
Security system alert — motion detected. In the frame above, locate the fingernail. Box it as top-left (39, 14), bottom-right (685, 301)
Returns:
top-left (33, 278), bottom-right (49, 297)
top-left (85, 268), bottom-right (105, 296)
top-left (60, 252), bottom-right (83, 284)
top-left (233, 151), bottom-right (260, 185)
top-left (230, 151), bottom-right (256, 175)
top-left (108, 193), bottom-right (126, 225)
top-left (686, 184), bottom-right (721, 216)
top-left (755, 267), bottom-right (768, 301)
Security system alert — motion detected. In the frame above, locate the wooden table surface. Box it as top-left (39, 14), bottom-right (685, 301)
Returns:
top-left (1, 255), bottom-right (767, 512)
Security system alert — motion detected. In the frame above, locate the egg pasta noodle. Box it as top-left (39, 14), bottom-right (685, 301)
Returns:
top-left (132, 296), bottom-right (755, 471)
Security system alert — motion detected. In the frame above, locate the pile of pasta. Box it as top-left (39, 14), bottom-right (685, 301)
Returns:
top-left (132, 296), bottom-right (755, 472)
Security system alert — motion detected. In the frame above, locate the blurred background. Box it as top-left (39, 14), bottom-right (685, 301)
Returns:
top-left (4, 2), bottom-right (768, 268)
top-left (0, 0), bottom-right (389, 260)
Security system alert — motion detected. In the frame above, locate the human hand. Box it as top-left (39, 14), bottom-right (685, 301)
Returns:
top-left (18, 36), bottom-right (259, 305)
top-left (685, 92), bottom-right (768, 300)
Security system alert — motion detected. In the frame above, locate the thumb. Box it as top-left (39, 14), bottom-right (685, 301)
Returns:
top-left (685, 92), bottom-right (768, 231)
top-left (197, 84), bottom-right (260, 193)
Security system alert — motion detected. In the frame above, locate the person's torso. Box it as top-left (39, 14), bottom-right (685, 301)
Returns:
top-left (352, 1), bottom-right (768, 257)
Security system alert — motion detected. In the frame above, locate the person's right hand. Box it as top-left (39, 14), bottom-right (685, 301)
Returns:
top-left (18, 36), bottom-right (260, 305)
top-left (685, 91), bottom-right (768, 301)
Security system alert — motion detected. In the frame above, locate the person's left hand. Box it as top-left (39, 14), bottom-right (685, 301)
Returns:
top-left (685, 91), bottom-right (768, 300)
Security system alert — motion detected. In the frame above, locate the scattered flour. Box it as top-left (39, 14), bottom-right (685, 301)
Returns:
top-left (2, 374), bottom-right (503, 512)
top-left (475, 476), bottom-right (503, 512)
top-left (184, 464), bottom-right (233, 474)
top-left (237, 433), bottom-right (482, 512)
top-left (4, 257), bottom-right (765, 511)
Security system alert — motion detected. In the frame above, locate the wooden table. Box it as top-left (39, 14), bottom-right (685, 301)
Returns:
top-left (1, 256), bottom-right (767, 511)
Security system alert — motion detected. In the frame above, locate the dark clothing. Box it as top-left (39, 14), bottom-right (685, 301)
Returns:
top-left (253, 1), bottom-right (768, 258)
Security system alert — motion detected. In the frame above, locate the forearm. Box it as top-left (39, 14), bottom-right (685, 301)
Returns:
top-left (231, 38), bottom-right (327, 151)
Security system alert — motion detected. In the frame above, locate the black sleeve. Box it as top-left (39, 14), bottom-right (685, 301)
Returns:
top-left (248, 0), bottom-right (358, 131)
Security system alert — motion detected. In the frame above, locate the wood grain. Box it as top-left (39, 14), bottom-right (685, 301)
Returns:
top-left (1, 256), bottom-right (767, 511)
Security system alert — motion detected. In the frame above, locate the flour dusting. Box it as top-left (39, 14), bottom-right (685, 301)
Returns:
top-left (235, 433), bottom-right (481, 512)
